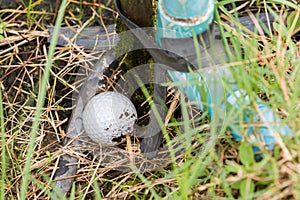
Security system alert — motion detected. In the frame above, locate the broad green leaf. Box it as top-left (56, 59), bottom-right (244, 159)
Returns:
top-left (287, 11), bottom-right (300, 32)
top-left (240, 178), bottom-right (255, 199)
top-left (239, 141), bottom-right (255, 168)
top-left (225, 164), bottom-right (240, 174)
top-left (231, 180), bottom-right (242, 189)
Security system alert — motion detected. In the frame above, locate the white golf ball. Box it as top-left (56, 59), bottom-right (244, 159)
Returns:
top-left (82, 91), bottom-right (137, 145)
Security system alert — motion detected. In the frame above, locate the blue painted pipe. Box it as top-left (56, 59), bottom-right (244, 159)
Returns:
top-left (156, 0), bottom-right (214, 45)
top-left (155, 0), bottom-right (294, 154)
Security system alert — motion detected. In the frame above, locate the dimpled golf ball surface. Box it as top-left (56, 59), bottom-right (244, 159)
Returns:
top-left (82, 92), bottom-right (137, 145)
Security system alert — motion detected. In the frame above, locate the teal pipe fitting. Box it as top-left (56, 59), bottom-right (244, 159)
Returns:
top-left (155, 0), bottom-right (294, 155)
top-left (156, 0), bottom-right (214, 45)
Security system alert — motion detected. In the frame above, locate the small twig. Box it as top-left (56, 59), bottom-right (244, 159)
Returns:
top-left (126, 133), bottom-right (135, 165)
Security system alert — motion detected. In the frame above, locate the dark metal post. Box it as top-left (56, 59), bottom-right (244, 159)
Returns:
top-left (117, 0), bottom-right (166, 159)
top-left (119, 0), bottom-right (154, 27)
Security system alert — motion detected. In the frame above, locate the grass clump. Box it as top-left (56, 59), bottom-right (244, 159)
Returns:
top-left (0, 0), bottom-right (299, 199)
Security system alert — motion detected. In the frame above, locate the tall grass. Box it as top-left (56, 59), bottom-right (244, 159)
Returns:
top-left (130, 0), bottom-right (299, 198)
top-left (0, 0), bottom-right (299, 199)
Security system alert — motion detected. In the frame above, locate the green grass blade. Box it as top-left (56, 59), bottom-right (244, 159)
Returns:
top-left (268, 0), bottom-right (298, 10)
top-left (19, 0), bottom-right (68, 199)
top-left (0, 83), bottom-right (6, 199)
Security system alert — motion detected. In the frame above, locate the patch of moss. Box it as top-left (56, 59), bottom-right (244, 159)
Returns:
top-left (114, 9), bottom-right (156, 124)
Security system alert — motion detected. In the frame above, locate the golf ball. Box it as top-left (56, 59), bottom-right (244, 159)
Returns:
top-left (82, 91), bottom-right (137, 145)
